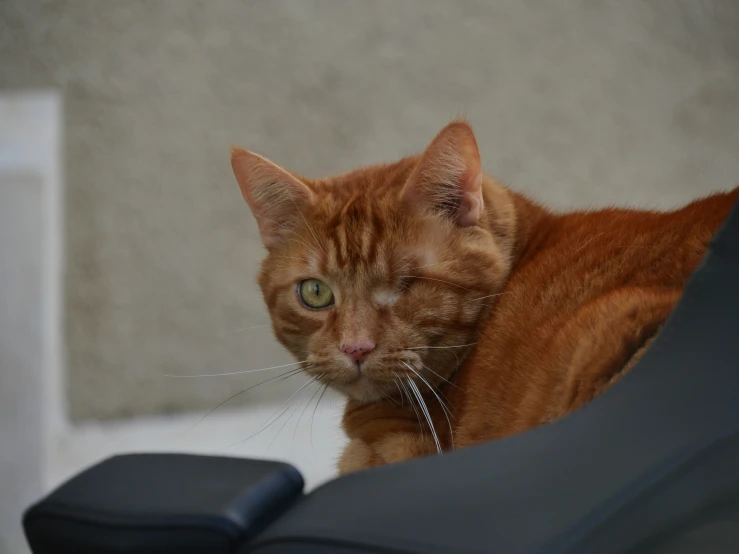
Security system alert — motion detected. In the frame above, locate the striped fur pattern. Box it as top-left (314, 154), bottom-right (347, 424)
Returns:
top-left (231, 120), bottom-right (738, 474)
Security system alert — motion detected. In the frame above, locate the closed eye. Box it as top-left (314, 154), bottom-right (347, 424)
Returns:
top-left (397, 275), bottom-right (418, 295)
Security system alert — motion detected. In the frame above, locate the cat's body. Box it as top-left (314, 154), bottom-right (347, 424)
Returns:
top-left (339, 187), bottom-right (736, 472)
top-left (230, 121), bottom-right (737, 474)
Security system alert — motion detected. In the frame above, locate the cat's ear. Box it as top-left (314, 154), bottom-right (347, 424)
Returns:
top-left (403, 120), bottom-right (484, 227)
top-left (231, 147), bottom-right (313, 248)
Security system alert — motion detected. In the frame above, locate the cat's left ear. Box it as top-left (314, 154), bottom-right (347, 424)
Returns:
top-left (402, 120), bottom-right (484, 227)
top-left (231, 147), bottom-right (314, 248)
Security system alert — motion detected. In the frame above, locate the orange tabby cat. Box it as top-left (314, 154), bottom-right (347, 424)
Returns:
top-left (231, 120), bottom-right (737, 474)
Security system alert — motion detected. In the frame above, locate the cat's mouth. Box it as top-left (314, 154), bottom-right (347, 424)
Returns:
top-left (333, 374), bottom-right (395, 402)
top-left (307, 352), bottom-right (430, 402)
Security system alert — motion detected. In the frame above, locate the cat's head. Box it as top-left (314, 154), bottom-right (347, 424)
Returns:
top-left (231, 121), bottom-right (515, 402)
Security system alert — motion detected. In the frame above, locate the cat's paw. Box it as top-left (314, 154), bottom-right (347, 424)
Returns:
top-left (375, 433), bottom-right (437, 464)
top-left (337, 433), bottom-right (439, 475)
top-left (338, 438), bottom-right (378, 474)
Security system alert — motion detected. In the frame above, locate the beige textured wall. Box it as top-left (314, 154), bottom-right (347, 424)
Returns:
top-left (1, 1), bottom-right (738, 421)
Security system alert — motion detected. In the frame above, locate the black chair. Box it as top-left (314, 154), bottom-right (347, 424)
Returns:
top-left (22, 197), bottom-right (739, 554)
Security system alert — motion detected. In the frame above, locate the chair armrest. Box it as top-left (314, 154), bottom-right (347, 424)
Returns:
top-left (23, 453), bottom-right (303, 554)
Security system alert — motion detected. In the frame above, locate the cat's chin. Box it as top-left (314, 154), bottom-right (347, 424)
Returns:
top-left (333, 376), bottom-right (392, 403)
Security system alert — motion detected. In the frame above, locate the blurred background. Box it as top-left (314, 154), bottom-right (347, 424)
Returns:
top-left (1, 1), bottom-right (738, 552)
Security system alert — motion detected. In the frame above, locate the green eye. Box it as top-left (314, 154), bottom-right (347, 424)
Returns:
top-left (298, 279), bottom-right (334, 309)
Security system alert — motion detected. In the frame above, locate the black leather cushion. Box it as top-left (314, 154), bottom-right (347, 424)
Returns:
top-left (23, 453), bottom-right (303, 554)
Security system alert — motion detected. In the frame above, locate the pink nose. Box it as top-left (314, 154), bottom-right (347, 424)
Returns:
top-left (340, 340), bottom-right (376, 364)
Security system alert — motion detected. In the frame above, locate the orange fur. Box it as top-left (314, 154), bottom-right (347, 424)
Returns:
top-left (231, 121), bottom-right (738, 475)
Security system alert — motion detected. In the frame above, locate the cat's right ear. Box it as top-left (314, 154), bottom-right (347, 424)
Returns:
top-left (231, 147), bottom-right (314, 248)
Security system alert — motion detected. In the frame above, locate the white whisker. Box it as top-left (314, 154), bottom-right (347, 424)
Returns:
top-left (267, 388), bottom-right (309, 452)
top-left (406, 343), bottom-right (478, 351)
top-left (404, 363), bottom-right (454, 450)
top-left (471, 292), bottom-right (510, 301)
top-left (310, 383), bottom-right (330, 450)
top-left (407, 377), bottom-right (442, 454)
top-left (393, 253), bottom-right (412, 271)
top-left (419, 361), bottom-right (462, 390)
top-left (228, 375), bottom-right (320, 448)
top-left (292, 381), bottom-right (323, 445)
top-left (181, 366), bottom-right (308, 433)
top-left (164, 360), bottom-right (307, 378)
top-left (393, 377), bottom-right (405, 403)
top-left (379, 388), bottom-right (402, 406)
top-left (396, 375), bottom-right (424, 437)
